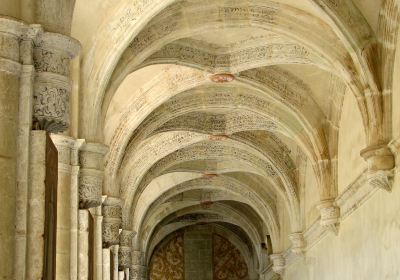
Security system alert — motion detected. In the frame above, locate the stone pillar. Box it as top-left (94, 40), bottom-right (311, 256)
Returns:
top-left (119, 230), bottom-right (135, 270)
top-left (318, 199), bottom-right (340, 235)
top-left (119, 271), bottom-right (125, 280)
top-left (288, 232), bottom-right (306, 255)
top-left (78, 210), bottom-right (90, 280)
top-left (0, 17), bottom-right (24, 280)
top-left (93, 205), bottom-right (104, 280)
top-left (103, 197), bottom-right (122, 248)
top-left (51, 135), bottom-right (84, 280)
top-left (130, 251), bottom-right (144, 280)
top-left (361, 144), bottom-right (395, 191)
top-left (103, 248), bottom-right (111, 280)
top-left (269, 253), bottom-right (285, 276)
top-left (32, 31), bottom-right (80, 133)
top-left (111, 245), bottom-right (120, 280)
top-left (79, 143), bottom-right (108, 209)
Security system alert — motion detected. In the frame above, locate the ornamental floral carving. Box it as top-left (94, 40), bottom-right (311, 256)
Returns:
top-left (33, 80), bottom-right (69, 133)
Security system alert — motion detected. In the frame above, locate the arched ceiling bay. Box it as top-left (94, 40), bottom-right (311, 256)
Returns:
top-left (70, 0), bottom-right (391, 265)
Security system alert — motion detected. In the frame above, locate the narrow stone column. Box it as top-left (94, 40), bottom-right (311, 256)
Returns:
top-left (93, 205), bottom-right (104, 280)
top-left (79, 143), bottom-right (108, 209)
top-left (111, 245), bottom-right (120, 280)
top-left (51, 135), bottom-right (84, 280)
top-left (103, 248), bottom-right (111, 280)
top-left (0, 17), bottom-right (24, 280)
top-left (103, 197), bottom-right (122, 247)
top-left (119, 271), bottom-right (125, 280)
top-left (78, 210), bottom-right (90, 280)
top-left (119, 230), bottom-right (135, 270)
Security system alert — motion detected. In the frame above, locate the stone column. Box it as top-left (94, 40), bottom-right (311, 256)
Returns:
top-left (103, 197), bottom-right (122, 248)
top-left (119, 271), bottom-right (125, 280)
top-left (360, 144), bottom-right (395, 191)
top-left (0, 17), bottom-right (24, 280)
top-left (51, 135), bottom-right (84, 280)
top-left (119, 230), bottom-right (135, 270)
top-left (79, 142), bottom-right (108, 209)
top-left (93, 205), bottom-right (104, 280)
top-left (78, 210), bottom-right (90, 280)
top-left (318, 199), bottom-right (340, 235)
top-left (103, 248), bottom-right (111, 280)
top-left (111, 245), bottom-right (120, 280)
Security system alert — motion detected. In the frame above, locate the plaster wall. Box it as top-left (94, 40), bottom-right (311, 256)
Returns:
top-left (337, 91), bottom-right (367, 194)
top-left (284, 171), bottom-right (400, 280)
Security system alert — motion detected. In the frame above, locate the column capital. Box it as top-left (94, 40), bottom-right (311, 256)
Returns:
top-left (119, 230), bottom-right (136, 269)
top-left (32, 31), bottom-right (81, 133)
top-left (102, 197), bottom-right (122, 247)
top-left (79, 143), bottom-right (108, 208)
top-left (318, 199), bottom-right (340, 235)
top-left (361, 144), bottom-right (395, 191)
top-left (269, 253), bottom-right (285, 275)
top-left (288, 232), bottom-right (306, 255)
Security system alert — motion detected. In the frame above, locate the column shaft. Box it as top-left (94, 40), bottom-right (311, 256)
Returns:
top-left (78, 209), bottom-right (89, 280)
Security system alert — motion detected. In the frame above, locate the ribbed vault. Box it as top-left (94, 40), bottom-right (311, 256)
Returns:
top-left (70, 0), bottom-right (399, 278)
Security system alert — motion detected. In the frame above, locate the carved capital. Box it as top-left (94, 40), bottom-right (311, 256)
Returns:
top-left (361, 144), bottom-right (395, 191)
top-left (289, 232), bottom-right (306, 255)
top-left (102, 197), bottom-right (122, 247)
top-left (32, 32), bottom-right (80, 133)
top-left (79, 143), bottom-right (108, 209)
top-left (270, 253), bottom-right (285, 275)
top-left (318, 199), bottom-right (340, 235)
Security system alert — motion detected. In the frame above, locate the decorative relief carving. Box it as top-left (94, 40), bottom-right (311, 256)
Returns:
top-left (103, 197), bottom-right (122, 247)
top-left (34, 48), bottom-right (70, 76)
top-left (119, 230), bottom-right (135, 268)
top-left (33, 74), bottom-right (70, 133)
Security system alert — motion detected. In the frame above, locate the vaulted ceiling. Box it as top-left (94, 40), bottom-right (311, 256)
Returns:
top-left (71, 0), bottom-right (397, 273)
